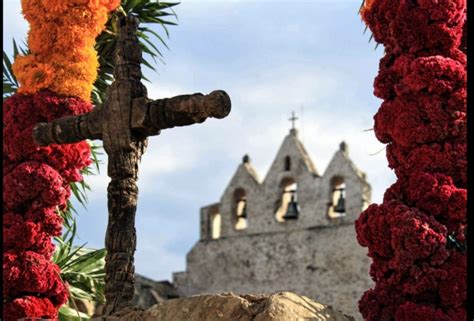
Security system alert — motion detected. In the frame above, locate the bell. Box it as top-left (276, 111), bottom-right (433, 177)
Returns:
top-left (334, 191), bottom-right (345, 213)
top-left (283, 194), bottom-right (299, 220)
top-left (240, 200), bottom-right (248, 219)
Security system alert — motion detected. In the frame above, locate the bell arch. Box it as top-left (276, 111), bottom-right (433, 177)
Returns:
top-left (327, 175), bottom-right (346, 219)
top-left (209, 207), bottom-right (221, 239)
top-left (233, 188), bottom-right (248, 230)
top-left (274, 177), bottom-right (299, 222)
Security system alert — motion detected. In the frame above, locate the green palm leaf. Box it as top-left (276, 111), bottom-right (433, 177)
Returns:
top-left (3, 39), bottom-right (27, 101)
top-left (54, 219), bottom-right (107, 305)
top-left (58, 306), bottom-right (91, 321)
top-left (92, 0), bottom-right (179, 105)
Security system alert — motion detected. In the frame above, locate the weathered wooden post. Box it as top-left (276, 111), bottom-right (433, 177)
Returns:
top-left (32, 15), bottom-right (231, 316)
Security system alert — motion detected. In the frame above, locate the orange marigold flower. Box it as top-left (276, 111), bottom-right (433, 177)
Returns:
top-left (67, 0), bottom-right (115, 12)
top-left (27, 23), bottom-right (58, 54)
top-left (87, 0), bottom-right (102, 11)
top-left (57, 27), bottom-right (95, 52)
top-left (18, 0), bottom-right (116, 100)
top-left (70, 0), bottom-right (92, 5)
top-left (64, 7), bottom-right (109, 35)
top-left (13, 56), bottom-right (54, 94)
top-left (43, 51), bottom-right (99, 101)
top-left (40, 0), bottom-right (69, 15)
top-left (21, 0), bottom-right (48, 24)
top-left (12, 54), bottom-right (36, 73)
top-left (101, 0), bottom-right (121, 11)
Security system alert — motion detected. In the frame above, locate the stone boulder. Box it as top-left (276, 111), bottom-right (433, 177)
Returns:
top-left (95, 292), bottom-right (355, 321)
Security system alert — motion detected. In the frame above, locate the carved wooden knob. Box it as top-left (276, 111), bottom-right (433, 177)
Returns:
top-left (205, 90), bottom-right (231, 119)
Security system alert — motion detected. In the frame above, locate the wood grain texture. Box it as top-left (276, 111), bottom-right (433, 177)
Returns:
top-left (101, 15), bottom-right (147, 315)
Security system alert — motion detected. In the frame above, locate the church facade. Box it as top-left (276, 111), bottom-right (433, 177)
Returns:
top-left (172, 128), bottom-right (373, 319)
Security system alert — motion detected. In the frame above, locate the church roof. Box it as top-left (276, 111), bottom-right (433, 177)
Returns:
top-left (323, 142), bottom-right (370, 187)
top-left (242, 155), bottom-right (261, 183)
top-left (291, 131), bottom-right (318, 175)
top-left (262, 129), bottom-right (319, 183)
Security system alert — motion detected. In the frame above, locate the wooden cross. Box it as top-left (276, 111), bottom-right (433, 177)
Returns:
top-left (289, 111), bottom-right (298, 130)
top-left (32, 15), bottom-right (231, 316)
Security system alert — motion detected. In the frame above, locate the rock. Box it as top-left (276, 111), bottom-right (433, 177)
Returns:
top-left (93, 292), bottom-right (355, 321)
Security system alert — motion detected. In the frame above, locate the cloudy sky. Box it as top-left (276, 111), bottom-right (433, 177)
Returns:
top-left (4, 0), bottom-right (396, 281)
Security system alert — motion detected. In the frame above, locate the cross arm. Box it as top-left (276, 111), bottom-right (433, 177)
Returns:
top-left (131, 90), bottom-right (231, 136)
top-left (33, 105), bottom-right (103, 146)
top-left (32, 90), bottom-right (231, 146)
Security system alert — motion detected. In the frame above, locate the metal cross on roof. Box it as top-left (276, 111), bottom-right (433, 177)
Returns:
top-left (289, 111), bottom-right (298, 130)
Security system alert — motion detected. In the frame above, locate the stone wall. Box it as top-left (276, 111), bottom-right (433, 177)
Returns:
top-left (173, 224), bottom-right (372, 320)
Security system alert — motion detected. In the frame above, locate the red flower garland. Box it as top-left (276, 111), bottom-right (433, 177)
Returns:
top-left (356, 1), bottom-right (466, 320)
top-left (4, 1), bottom-right (118, 318)
top-left (3, 297), bottom-right (58, 321)
top-left (3, 91), bottom-right (93, 320)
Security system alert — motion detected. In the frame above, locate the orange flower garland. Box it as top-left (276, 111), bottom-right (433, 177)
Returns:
top-left (13, 0), bottom-right (120, 100)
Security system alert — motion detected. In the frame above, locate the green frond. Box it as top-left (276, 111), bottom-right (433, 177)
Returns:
top-left (92, 0), bottom-right (179, 106)
top-left (2, 39), bottom-right (25, 101)
top-left (58, 306), bottom-right (90, 321)
top-left (54, 218), bottom-right (107, 313)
